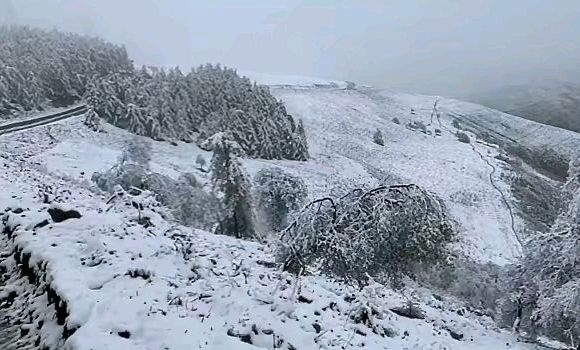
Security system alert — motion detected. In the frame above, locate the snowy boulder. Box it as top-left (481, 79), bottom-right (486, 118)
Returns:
top-left (47, 205), bottom-right (81, 223)
top-left (390, 303), bottom-right (426, 320)
top-left (445, 327), bottom-right (464, 341)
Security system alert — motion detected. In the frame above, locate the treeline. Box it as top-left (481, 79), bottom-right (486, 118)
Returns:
top-left (0, 25), bottom-right (132, 115)
top-left (86, 64), bottom-right (309, 160)
top-left (1, 25), bottom-right (309, 161)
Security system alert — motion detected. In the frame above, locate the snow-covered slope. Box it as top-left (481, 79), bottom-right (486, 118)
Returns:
top-left (239, 70), bottom-right (350, 89)
top-left (1, 78), bottom-right (578, 349)
top-left (0, 117), bottom-right (551, 350)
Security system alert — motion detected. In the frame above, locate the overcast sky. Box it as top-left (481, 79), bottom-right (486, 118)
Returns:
top-left (3, 0), bottom-right (580, 98)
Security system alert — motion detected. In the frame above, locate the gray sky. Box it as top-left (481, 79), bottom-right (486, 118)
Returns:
top-left (4, 0), bottom-right (580, 98)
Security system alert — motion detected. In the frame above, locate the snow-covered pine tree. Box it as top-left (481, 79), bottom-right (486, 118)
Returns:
top-left (204, 132), bottom-right (256, 239)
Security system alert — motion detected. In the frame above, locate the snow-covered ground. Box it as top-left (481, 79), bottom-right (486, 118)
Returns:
top-left (1, 79), bottom-right (578, 349)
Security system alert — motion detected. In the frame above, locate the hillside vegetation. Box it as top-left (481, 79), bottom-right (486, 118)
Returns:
top-left (0, 25), bottom-right (132, 114)
top-left (0, 25), bottom-right (309, 161)
top-left (85, 65), bottom-right (309, 160)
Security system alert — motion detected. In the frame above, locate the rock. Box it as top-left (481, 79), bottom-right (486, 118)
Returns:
top-left (343, 294), bottom-right (356, 303)
top-left (226, 328), bottom-right (252, 345)
top-left (126, 268), bottom-right (152, 280)
top-left (117, 330), bottom-right (131, 339)
top-left (312, 322), bottom-right (321, 333)
top-left (298, 294), bottom-right (313, 304)
top-left (256, 260), bottom-right (277, 268)
top-left (446, 327), bottom-right (464, 341)
top-left (383, 326), bottom-right (398, 338)
top-left (12, 208), bottom-right (24, 214)
top-left (390, 303), bottom-right (426, 320)
top-left (33, 219), bottom-right (49, 229)
top-left (47, 207), bottom-right (81, 223)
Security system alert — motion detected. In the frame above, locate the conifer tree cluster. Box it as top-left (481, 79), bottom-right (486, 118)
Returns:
top-left (1, 25), bottom-right (309, 161)
top-left (86, 64), bottom-right (309, 160)
top-left (0, 25), bottom-right (132, 116)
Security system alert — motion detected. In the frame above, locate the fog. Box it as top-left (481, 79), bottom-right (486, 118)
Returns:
top-left (3, 0), bottom-right (580, 98)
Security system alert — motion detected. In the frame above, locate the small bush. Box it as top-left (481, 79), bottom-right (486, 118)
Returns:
top-left (277, 184), bottom-right (456, 286)
top-left (392, 117), bottom-right (401, 125)
top-left (172, 185), bottom-right (223, 231)
top-left (373, 129), bottom-right (384, 146)
top-left (419, 258), bottom-right (506, 313)
top-left (455, 131), bottom-right (470, 143)
top-left (254, 167), bottom-right (307, 231)
top-left (93, 158), bottom-right (221, 230)
top-left (195, 154), bottom-right (207, 171)
top-left (407, 121), bottom-right (427, 133)
top-left (92, 163), bottom-right (148, 193)
top-left (451, 119), bottom-right (461, 129)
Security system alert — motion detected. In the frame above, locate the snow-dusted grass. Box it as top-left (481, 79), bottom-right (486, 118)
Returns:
top-left (0, 148), bottom-right (540, 350)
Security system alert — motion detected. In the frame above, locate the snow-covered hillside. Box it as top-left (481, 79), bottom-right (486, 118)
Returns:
top-left (1, 77), bottom-right (578, 349)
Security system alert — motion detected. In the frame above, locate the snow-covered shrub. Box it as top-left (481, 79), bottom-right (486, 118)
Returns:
top-left (501, 159), bottom-right (580, 344)
top-left (86, 64), bottom-right (309, 160)
top-left (392, 117), bottom-right (400, 125)
top-left (92, 139), bottom-right (152, 192)
top-left (84, 106), bottom-right (102, 132)
top-left (92, 163), bottom-right (148, 193)
top-left (93, 153), bottom-right (221, 230)
top-left (451, 119), bottom-right (461, 129)
top-left (455, 131), bottom-right (470, 143)
top-left (207, 133), bottom-right (256, 239)
top-left (254, 167), bottom-right (307, 232)
top-left (278, 184), bottom-right (456, 286)
top-left (407, 121), bottom-right (427, 133)
top-left (195, 154), bottom-right (207, 171)
top-left (171, 184), bottom-right (222, 231)
top-left (420, 258), bottom-right (505, 314)
top-left (372, 129), bottom-right (384, 146)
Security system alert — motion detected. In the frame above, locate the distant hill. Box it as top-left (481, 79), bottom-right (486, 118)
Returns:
top-left (471, 83), bottom-right (580, 133)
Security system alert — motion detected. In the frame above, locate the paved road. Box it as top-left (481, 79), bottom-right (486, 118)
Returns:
top-left (0, 105), bottom-right (87, 136)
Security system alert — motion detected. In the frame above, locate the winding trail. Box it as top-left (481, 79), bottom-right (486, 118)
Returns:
top-left (441, 112), bottom-right (523, 253)
top-left (469, 141), bottom-right (523, 249)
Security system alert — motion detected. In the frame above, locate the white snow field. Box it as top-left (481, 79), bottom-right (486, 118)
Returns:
top-left (1, 78), bottom-right (578, 350)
